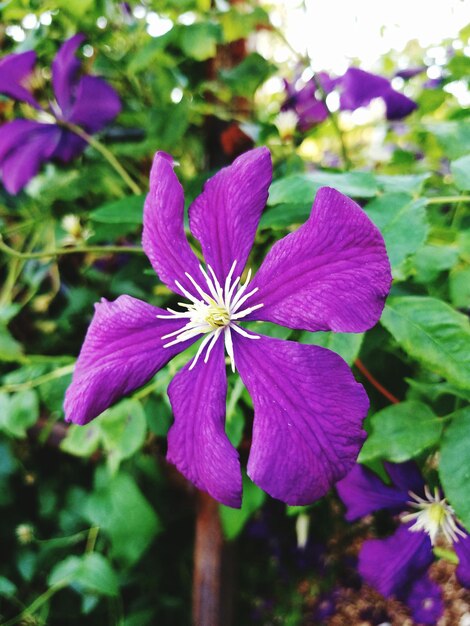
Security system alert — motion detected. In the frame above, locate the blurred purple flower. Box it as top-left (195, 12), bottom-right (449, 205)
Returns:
top-left (64, 147), bottom-right (392, 507)
top-left (337, 462), bottom-right (470, 623)
top-left (0, 34), bottom-right (121, 194)
top-left (395, 67), bottom-right (426, 80)
top-left (281, 78), bottom-right (328, 132)
top-left (337, 68), bottom-right (417, 120)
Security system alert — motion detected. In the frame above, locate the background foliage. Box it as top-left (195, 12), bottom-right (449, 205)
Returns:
top-left (0, 1), bottom-right (469, 624)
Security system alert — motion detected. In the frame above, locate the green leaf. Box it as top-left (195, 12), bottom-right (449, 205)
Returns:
top-left (268, 171), bottom-right (377, 206)
top-left (48, 553), bottom-right (118, 596)
top-left (219, 53), bottom-right (276, 97)
top-left (298, 331), bottom-right (363, 365)
top-left (365, 194), bottom-right (428, 273)
top-left (381, 296), bottom-right (470, 389)
top-left (359, 401), bottom-right (442, 463)
top-left (439, 407), bottom-right (470, 532)
top-left (0, 576), bottom-right (17, 597)
top-left (90, 195), bottom-right (145, 224)
top-left (375, 174), bottom-right (429, 195)
top-left (427, 121), bottom-right (470, 159)
top-left (61, 423), bottom-right (101, 458)
top-left (450, 154), bottom-right (470, 191)
top-left (450, 266), bottom-right (470, 309)
top-left (220, 474), bottom-right (265, 540)
top-left (260, 202), bottom-right (312, 229)
top-left (84, 472), bottom-right (160, 566)
top-left (412, 244), bottom-right (459, 283)
top-left (179, 23), bottom-right (221, 61)
top-left (99, 399), bottom-right (147, 472)
top-left (0, 391), bottom-right (39, 438)
top-left (0, 324), bottom-right (23, 362)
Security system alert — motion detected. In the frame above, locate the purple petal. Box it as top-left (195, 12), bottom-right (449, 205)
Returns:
top-left (383, 461), bottom-right (424, 495)
top-left (167, 336), bottom-right (241, 507)
top-left (383, 88), bottom-right (417, 120)
top-left (0, 50), bottom-right (41, 108)
top-left (189, 147), bottom-right (272, 283)
top-left (64, 295), bottom-right (196, 425)
top-left (0, 120), bottom-right (60, 194)
top-left (52, 33), bottom-right (86, 115)
top-left (233, 333), bottom-right (368, 505)
top-left (400, 573), bottom-right (444, 625)
top-left (395, 67), bottom-right (426, 80)
top-left (359, 525), bottom-right (433, 597)
top-left (142, 151), bottom-right (204, 298)
top-left (455, 533), bottom-right (470, 588)
top-left (339, 67), bottom-right (391, 111)
top-left (51, 129), bottom-right (86, 162)
top-left (246, 187), bottom-right (392, 333)
top-left (336, 464), bottom-right (410, 521)
top-left (67, 75), bottom-right (121, 132)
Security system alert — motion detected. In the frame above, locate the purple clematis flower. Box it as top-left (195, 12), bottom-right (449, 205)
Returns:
top-left (0, 34), bottom-right (121, 194)
top-left (64, 147), bottom-right (392, 507)
top-left (281, 77), bottom-right (329, 132)
top-left (336, 68), bottom-right (417, 121)
top-left (337, 462), bottom-right (470, 623)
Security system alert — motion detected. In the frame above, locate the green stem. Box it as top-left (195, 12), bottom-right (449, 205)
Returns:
top-left (426, 195), bottom-right (470, 204)
top-left (0, 236), bottom-right (144, 260)
top-left (64, 122), bottom-right (142, 195)
top-left (0, 363), bottom-right (75, 393)
top-left (0, 582), bottom-right (67, 626)
top-left (85, 526), bottom-right (100, 553)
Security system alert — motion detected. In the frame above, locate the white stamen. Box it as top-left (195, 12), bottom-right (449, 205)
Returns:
top-left (402, 486), bottom-right (466, 545)
top-left (159, 261), bottom-right (263, 371)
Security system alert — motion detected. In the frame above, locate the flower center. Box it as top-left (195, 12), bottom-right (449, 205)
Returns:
top-left (156, 260), bottom-right (263, 372)
top-left (401, 485), bottom-right (466, 545)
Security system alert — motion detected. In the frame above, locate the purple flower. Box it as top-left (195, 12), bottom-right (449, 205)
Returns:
top-left (337, 462), bottom-right (470, 622)
top-left (0, 34), bottom-right (121, 194)
top-left (395, 67), bottom-right (426, 80)
top-left (337, 68), bottom-right (417, 120)
top-left (64, 147), bottom-right (392, 507)
top-left (281, 78), bottom-right (329, 132)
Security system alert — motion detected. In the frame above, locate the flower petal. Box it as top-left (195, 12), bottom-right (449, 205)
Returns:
top-left (383, 461), bottom-right (424, 494)
top-left (51, 129), bottom-right (87, 162)
top-left (0, 120), bottom-right (60, 194)
top-left (336, 464), bottom-right (410, 521)
top-left (399, 573), bottom-right (444, 625)
top-left (68, 75), bottom-right (121, 132)
top-left (455, 533), bottom-right (470, 588)
top-left (189, 147), bottom-right (272, 283)
top-left (64, 295), bottom-right (196, 425)
top-left (383, 89), bottom-right (417, 120)
top-left (52, 33), bottom-right (85, 115)
top-left (0, 50), bottom-right (41, 108)
top-left (167, 336), bottom-right (242, 507)
top-left (246, 187), bottom-right (392, 332)
top-left (142, 151), bottom-right (202, 297)
top-left (339, 67), bottom-right (391, 110)
top-left (359, 525), bottom-right (433, 597)
top-left (233, 333), bottom-right (368, 505)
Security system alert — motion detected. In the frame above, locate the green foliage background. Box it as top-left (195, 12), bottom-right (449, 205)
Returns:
top-left (0, 1), bottom-right (469, 624)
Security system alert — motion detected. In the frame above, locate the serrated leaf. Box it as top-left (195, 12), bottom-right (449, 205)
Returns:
top-left (381, 296), bottom-right (470, 389)
top-left (359, 401), bottom-right (442, 463)
top-left (439, 407), bottom-right (470, 532)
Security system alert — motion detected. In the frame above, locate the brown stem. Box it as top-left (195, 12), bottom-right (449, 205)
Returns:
top-left (192, 491), bottom-right (233, 626)
top-left (354, 358), bottom-right (400, 405)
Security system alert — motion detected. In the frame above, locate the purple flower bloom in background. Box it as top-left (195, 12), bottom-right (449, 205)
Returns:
top-left (337, 68), bottom-right (417, 120)
top-left (337, 462), bottom-right (470, 624)
top-left (0, 34), bottom-right (121, 194)
top-left (281, 77), bottom-right (329, 131)
top-left (64, 147), bottom-right (391, 507)
top-left (395, 67), bottom-right (426, 80)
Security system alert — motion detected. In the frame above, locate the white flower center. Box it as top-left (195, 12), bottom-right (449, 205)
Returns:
top-left (401, 485), bottom-right (466, 545)
top-left (157, 260), bottom-right (263, 372)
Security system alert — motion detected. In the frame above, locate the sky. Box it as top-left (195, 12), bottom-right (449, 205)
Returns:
top-left (260, 0), bottom-right (469, 72)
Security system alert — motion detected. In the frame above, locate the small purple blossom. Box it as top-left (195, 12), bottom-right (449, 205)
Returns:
top-left (64, 147), bottom-right (392, 507)
top-left (281, 77), bottom-right (328, 132)
top-left (0, 34), bottom-right (121, 194)
top-left (337, 462), bottom-right (470, 623)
